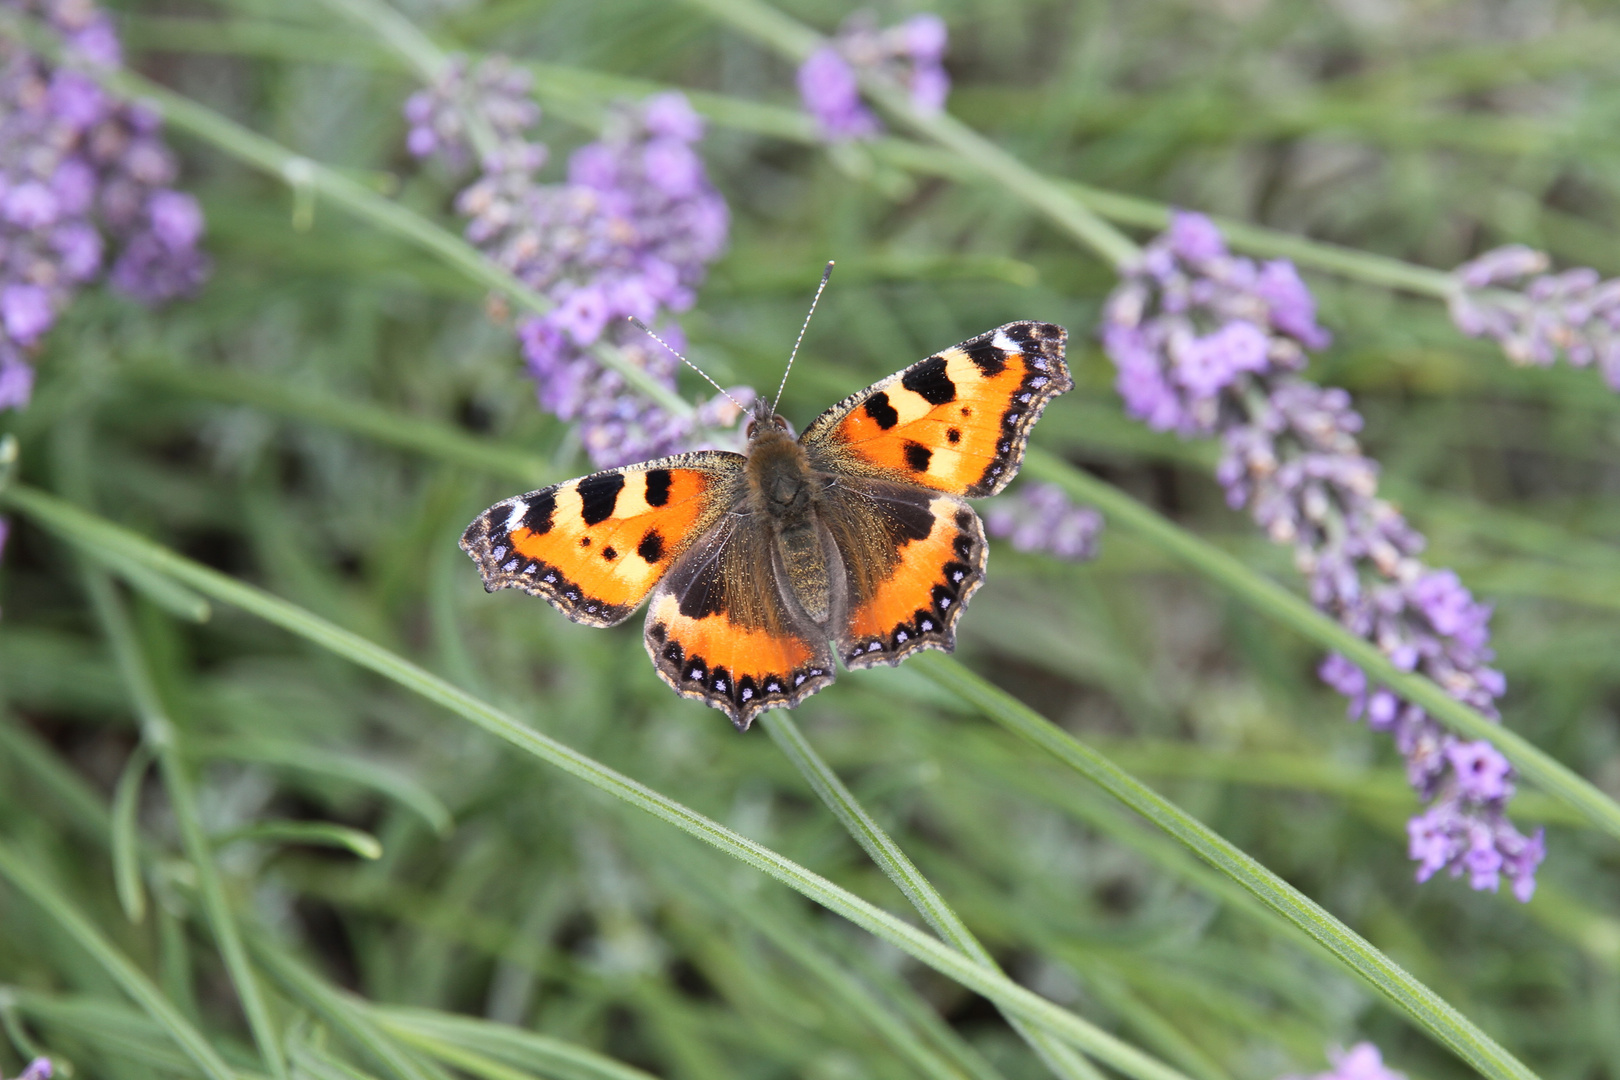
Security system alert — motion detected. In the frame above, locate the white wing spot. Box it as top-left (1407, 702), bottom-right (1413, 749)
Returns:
top-left (504, 503), bottom-right (528, 532)
top-left (543, 572), bottom-right (558, 583)
top-left (940, 596), bottom-right (953, 608)
top-left (896, 630), bottom-right (909, 643)
top-left (502, 559), bottom-right (519, 572)
top-left (741, 687), bottom-right (754, 701)
top-left (992, 330), bottom-right (1019, 352)
top-left (491, 545), bottom-right (508, 560)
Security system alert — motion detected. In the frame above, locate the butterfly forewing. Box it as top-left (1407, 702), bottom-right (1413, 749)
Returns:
top-left (800, 321), bottom-right (1070, 498)
top-left (461, 452), bottom-right (744, 627)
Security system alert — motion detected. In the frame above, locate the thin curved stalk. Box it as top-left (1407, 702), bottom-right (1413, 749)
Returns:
top-left (0, 842), bottom-right (238, 1080)
top-left (1022, 449), bottom-right (1620, 844)
top-left (761, 712), bottom-right (1109, 1080)
top-left (916, 652), bottom-right (1534, 1080)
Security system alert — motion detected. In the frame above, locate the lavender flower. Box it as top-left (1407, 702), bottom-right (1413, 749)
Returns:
top-left (5, 1060), bottom-right (52, 1080)
top-left (985, 482), bottom-right (1103, 562)
top-left (797, 13), bottom-right (951, 141)
top-left (1449, 245), bottom-right (1620, 389)
top-left (1285, 1044), bottom-right (1403, 1080)
top-left (1105, 211), bottom-right (1543, 900)
top-left (407, 63), bottom-right (748, 467)
top-left (0, 0), bottom-right (210, 412)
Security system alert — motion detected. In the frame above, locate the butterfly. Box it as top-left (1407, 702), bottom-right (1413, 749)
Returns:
top-left (461, 320), bottom-right (1071, 729)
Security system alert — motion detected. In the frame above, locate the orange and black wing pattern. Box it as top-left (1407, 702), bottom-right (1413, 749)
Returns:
top-left (644, 513), bottom-right (835, 729)
top-left (819, 478), bottom-right (988, 669)
top-left (800, 321), bottom-right (1070, 498)
top-left (460, 453), bottom-right (744, 627)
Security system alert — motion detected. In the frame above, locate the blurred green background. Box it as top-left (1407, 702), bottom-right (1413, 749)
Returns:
top-left (2, 2), bottom-right (1619, 1080)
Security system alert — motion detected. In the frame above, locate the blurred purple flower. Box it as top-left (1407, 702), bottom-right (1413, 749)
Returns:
top-left (1285, 1044), bottom-right (1404, 1080)
top-left (406, 67), bottom-right (749, 467)
top-left (0, 0), bottom-right (210, 413)
top-left (796, 13), bottom-right (951, 141)
top-left (0, 1059), bottom-right (52, 1080)
top-left (984, 482), bottom-right (1103, 562)
top-left (1105, 211), bottom-right (1542, 900)
top-left (1449, 244), bottom-right (1620, 389)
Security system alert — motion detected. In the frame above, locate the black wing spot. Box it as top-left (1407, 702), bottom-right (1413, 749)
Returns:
top-left (954, 509), bottom-right (974, 531)
top-left (886, 497), bottom-right (935, 543)
top-left (649, 621), bottom-right (667, 644)
top-left (864, 392), bottom-right (900, 430)
top-left (637, 529), bottom-right (666, 563)
top-left (644, 469), bottom-right (673, 507)
top-left (602, 546), bottom-right (617, 561)
top-left (960, 406), bottom-right (973, 418)
top-left (902, 355), bottom-right (956, 405)
top-left (577, 472), bottom-right (626, 526)
top-left (947, 427), bottom-right (962, 444)
top-left (903, 441), bottom-right (933, 473)
top-left (579, 537), bottom-right (591, 548)
top-left (521, 491), bottom-right (557, 535)
top-left (965, 341), bottom-right (1007, 376)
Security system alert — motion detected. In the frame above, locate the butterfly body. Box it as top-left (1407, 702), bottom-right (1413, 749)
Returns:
top-left (462, 321), bottom-right (1071, 728)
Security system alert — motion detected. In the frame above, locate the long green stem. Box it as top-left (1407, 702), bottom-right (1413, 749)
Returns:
top-left (58, 411), bottom-right (289, 1080)
top-left (761, 713), bottom-right (1108, 1080)
top-left (915, 652), bottom-right (1532, 1080)
top-left (0, 484), bottom-right (1207, 1077)
top-left (2, 484), bottom-right (1540, 1080)
top-left (1023, 449), bottom-right (1620, 844)
top-left (0, 842), bottom-right (238, 1080)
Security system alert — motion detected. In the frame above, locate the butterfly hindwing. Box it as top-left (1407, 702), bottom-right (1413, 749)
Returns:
top-left (818, 478), bottom-right (988, 668)
top-left (644, 512), bottom-right (836, 729)
top-left (461, 452), bottom-right (744, 627)
top-left (800, 321), bottom-right (1070, 498)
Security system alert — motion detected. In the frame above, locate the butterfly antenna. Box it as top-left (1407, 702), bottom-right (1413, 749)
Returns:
top-left (772, 260), bottom-right (834, 414)
top-left (626, 317), bottom-right (747, 413)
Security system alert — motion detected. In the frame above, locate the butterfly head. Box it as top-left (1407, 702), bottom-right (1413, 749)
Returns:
top-left (745, 395), bottom-right (797, 442)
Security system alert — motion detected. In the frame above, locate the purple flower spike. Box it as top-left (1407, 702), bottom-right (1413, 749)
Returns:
top-left (796, 13), bottom-right (951, 141)
top-left (1451, 245), bottom-right (1620, 389)
top-left (797, 47), bottom-right (881, 141)
top-left (984, 482), bottom-right (1104, 562)
top-left (406, 68), bottom-right (751, 467)
top-left (1106, 212), bottom-right (1542, 900)
top-left (0, 0), bottom-right (210, 413)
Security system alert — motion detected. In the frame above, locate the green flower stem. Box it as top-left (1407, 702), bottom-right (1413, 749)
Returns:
top-left (914, 651), bottom-right (1535, 1080)
top-left (373, 1007), bottom-right (659, 1080)
top-left (124, 364), bottom-right (554, 489)
top-left (249, 941), bottom-right (450, 1080)
top-left (77, 568), bottom-right (290, 1080)
top-left (0, 841), bottom-right (238, 1080)
top-left (0, 10), bottom-right (693, 419)
top-left (0, 484), bottom-right (1208, 1073)
top-left (212, 821), bottom-right (383, 860)
top-left (56, 414), bottom-right (289, 1080)
top-left (1022, 448), bottom-right (1620, 844)
top-left (760, 712), bottom-right (1110, 1080)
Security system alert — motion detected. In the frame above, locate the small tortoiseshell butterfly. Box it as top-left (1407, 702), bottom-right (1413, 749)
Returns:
top-left (462, 320), bottom-right (1071, 729)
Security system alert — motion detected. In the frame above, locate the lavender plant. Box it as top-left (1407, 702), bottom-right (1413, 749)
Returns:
top-left (985, 482), bottom-right (1104, 562)
top-left (0, 0), bottom-right (209, 413)
top-left (1, 1060), bottom-right (50, 1080)
top-left (1449, 245), bottom-right (1620, 389)
top-left (1104, 212), bottom-right (1544, 900)
top-left (796, 13), bottom-right (949, 141)
top-left (406, 61), bottom-right (749, 467)
top-left (1287, 1044), bottom-right (1405, 1080)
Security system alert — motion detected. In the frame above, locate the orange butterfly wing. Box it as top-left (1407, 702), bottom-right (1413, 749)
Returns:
top-left (800, 321), bottom-right (1070, 498)
top-left (460, 453), bottom-right (743, 627)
